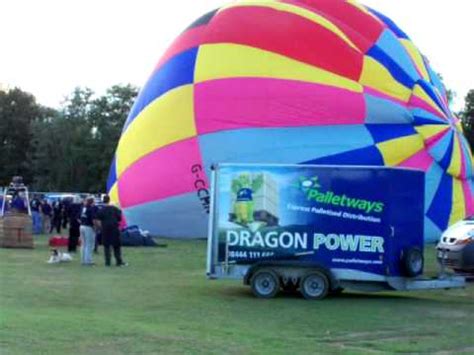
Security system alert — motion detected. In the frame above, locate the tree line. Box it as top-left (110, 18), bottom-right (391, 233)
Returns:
top-left (0, 85), bottom-right (473, 193)
top-left (461, 90), bottom-right (474, 151)
top-left (0, 85), bottom-right (138, 192)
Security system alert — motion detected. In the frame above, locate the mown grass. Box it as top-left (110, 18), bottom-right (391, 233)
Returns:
top-left (0, 235), bottom-right (473, 354)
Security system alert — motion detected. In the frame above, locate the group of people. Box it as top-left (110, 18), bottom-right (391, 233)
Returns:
top-left (29, 197), bottom-right (65, 235)
top-left (1, 177), bottom-right (126, 267)
top-left (20, 193), bottom-right (126, 267)
top-left (78, 195), bottom-right (127, 267)
top-left (1, 193), bottom-right (63, 234)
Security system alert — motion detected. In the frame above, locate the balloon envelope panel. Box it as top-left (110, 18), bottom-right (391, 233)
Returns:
top-left (108, 0), bottom-right (474, 240)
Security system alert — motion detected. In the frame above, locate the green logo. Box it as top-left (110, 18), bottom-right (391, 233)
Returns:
top-left (294, 176), bottom-right (384, 214)
top-left (230, 173), bottom-right (263, 227)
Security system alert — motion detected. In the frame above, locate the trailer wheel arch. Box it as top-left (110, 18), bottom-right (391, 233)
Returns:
top-left (244, 263), bottom-right (335, 285)
top-left (244, 263), bottom-right (336, 297)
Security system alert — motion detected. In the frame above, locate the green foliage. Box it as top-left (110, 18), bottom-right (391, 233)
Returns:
top-left (460, 89), bottom-right (474, 152)
top-left (32, 88), bottom-right (94, 191)
top-left (87, 85), bottom-right (138, 192)
top-left (0, 88), bottom-right (45, 186)
top-left (434, 73), bottom-right (472, 151)
top-left (0, 85), bottom-right (138, 192)
top-left (446, 89), bottom-right (455, 105)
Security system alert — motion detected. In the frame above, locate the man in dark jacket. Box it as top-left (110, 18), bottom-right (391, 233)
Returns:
top-left (50, 200), bottom-right (62, 234)
top-left (41, 199), bottom-right (52, 234)
top-left (67, 196), bottom-right (82, 252)
top-left (95, 195), bottom-right (127, 267)
top-left (62, 198), bottom-right (71, 230)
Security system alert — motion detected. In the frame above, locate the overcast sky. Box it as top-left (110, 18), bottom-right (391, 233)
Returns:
top-left (1, 0), bottom-right (473, 111)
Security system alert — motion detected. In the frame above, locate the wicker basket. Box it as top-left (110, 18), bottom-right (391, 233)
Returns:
top-left (0, 212), bottom-right (34, 249)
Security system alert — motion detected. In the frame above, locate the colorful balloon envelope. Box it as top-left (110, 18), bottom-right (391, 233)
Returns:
top-left (108, 0), bottom-right (473, 241)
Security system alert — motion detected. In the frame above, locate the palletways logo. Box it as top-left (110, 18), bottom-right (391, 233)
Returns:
top-left (293, 176), bottom-right (384, 214)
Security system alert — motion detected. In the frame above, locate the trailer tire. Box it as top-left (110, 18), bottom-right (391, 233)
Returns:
top-left (300, 271), bottom-right (329, 300)
top-left (250, 269), bottom-right (280, 299)
top-left (402, 247), bottom-right (424, 277)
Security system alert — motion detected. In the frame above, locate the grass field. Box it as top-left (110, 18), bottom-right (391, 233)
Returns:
top-left (0, 235), bottom-right (473, 354)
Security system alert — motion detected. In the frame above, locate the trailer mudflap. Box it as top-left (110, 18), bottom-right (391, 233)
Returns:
top-left (387, 275), bottom-right (465, 291)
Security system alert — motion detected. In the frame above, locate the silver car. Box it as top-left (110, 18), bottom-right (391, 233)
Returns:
top-left (436, 216), bottom-right (474, 272)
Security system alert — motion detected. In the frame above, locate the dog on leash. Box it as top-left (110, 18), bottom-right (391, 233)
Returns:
top-left (47, 249), bottom-right (73, 264)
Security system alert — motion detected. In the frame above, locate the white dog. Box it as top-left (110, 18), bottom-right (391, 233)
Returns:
top-left (47, 249), bottom-right (73, 264)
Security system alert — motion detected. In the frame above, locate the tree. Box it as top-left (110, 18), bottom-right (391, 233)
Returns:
top-left (460, 90), bottom-right (474, 152)
top-left (87, 84), bottom-right (138, 192)
top-left (446, 89), bottom-right (455, 106)
top-left (0, 88), bottom-right (44, 186)
top-left (434, 73), bottom-right (472, 151)
top-left (30, 85), bottom-right (138, 193)
top-left (30, 88), bottom-right (94, 192)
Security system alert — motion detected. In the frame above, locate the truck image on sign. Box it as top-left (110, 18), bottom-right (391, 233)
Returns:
top-left (206, 164), bottom-right (465, 299)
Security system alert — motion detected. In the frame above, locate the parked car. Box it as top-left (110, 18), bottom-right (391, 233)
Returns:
top-left (436, 216), bottom-right (474, 272)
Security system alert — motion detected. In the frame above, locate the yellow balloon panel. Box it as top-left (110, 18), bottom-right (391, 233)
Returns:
top-left (109, 182), bottom-right (120, 206)
top-left (412, 84), bottom-right (446, 118)
top-left (415, 125), bottom-right (448, 140)
top-left (195, 43), bottom-right (362, 93)
top-left (116, 85), bottom-right (196, 176)
top-left (449, 179), bottom-right (466, 225)
top-left (360, 56), bottom-right (411, 102)
top-left (377, 135), bottom-right (424, 166)
top-left (447, 137), bottom-right (462, 177)
top-left (400, 39), bottom-right (430, 82)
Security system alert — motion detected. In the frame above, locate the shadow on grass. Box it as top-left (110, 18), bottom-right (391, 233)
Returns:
top-left (215, 285), bottom-right (466, 305)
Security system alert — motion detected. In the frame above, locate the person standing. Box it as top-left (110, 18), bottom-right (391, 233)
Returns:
top-left (41, 199), bottom-right (52, 234)
top-left (79, 197), bottom-right (96, 266)
top-left (30, 195), bottom-right (42, 234)
top-left (61, 198), bottom-right (70, 230)
top-left (11, 192), bottom-right (28, 213)
top-left (67, 196), bottom-right (82, 253)
top-left (95, 195), bottom-right (127, 267)
top-left (50, 200), bottom-right (62, 234)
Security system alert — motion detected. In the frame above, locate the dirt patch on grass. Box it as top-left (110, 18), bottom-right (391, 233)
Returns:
top-left (429, 309), bottom-right (470, 319)
top-left (320, 329), bottom-right (436, 342)
top-left (434, 347), bottom-right (474, 354)
top-left (318, 328), bottom-right (440, 353)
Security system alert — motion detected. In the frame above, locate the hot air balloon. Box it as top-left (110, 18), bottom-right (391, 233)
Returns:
top-left (107, 0), bottom-right (473, 241)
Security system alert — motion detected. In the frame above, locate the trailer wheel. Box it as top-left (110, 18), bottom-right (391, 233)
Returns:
top-left (300, 271), bottom-right (329, 300)
top-left (250, 269), bottom-right (280, 299)
top-left (402, 247), bottom-right (424, 277)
